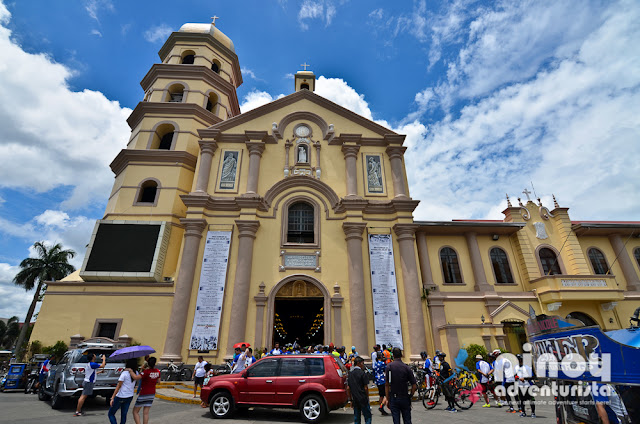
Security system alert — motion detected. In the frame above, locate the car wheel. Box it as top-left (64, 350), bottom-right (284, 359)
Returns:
top-left (38, 386), bottom-right (50, 401)
top-left (209, 392), bottom-right (234, 419)
top-left (299, 394), bottom-right (326, 423)
top-left (50, 382), bottom-right (64, 410)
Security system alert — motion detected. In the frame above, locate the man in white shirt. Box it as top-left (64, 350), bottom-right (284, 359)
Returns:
top-left (269, 343), bottom-right (282, 356)
top-left (475, 354), bottom-right (493, 407)
top-left (493, 350), bottom-right (517, 413)
top-left (371, 345), bottom-right (380, 364)
top-left (515, 354), bottom-right (536, 418)
top-left (232, 348), bottom-right (251, 374)
top-left (193, 356), bottom-right (208, 398)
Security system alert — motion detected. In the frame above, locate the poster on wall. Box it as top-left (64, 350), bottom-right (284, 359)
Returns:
top-left (368, 233), bottom-right (404, 349)
top-left (189, 230), bottom-right (232, 351)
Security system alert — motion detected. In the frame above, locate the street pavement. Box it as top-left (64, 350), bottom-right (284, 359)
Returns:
top-left (0, 391), bottom-right (556, 423)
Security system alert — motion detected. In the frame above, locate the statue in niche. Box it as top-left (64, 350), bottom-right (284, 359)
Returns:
top-left (298, 145), bottom-right (308, 163)
top-left (220, 151), bottom-right (238, 186)
top-left (367, 156), bottom-right (383, 192)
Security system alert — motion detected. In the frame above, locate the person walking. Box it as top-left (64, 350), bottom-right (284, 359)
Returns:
top-left (74, 352), bottom-right (106, 416)
top-left (108, 358), bottom-right (138, 424)
top-left (130, 357), bottom-right (160, 424)
top-left (515, 354), bottom-right (536, 418)
top-left (347, 356), bottom-right (371, 424)
top-left (493, 350), bottom-right (518, 413)
top-left (36, 354), bottom-right (54, 391)
top-left (475, 354), bottom-right (493, 407)
top-left (373, 353), bottom-right (389, 416)
top-left (193, 356), bottom-right (208, 398)
top-left (382, 347), bottom-right (416, 424)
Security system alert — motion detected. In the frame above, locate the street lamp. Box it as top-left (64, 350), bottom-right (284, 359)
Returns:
top-left (481, 314), bottom-right (485, 324)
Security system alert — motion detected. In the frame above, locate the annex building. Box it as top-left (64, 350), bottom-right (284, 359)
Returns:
top-left (31, 22), bottom-right (640, 363)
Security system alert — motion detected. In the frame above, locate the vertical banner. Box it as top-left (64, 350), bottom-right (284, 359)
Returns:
top-left (368, 234), bottom-right (404, 349)
top-left (189, 231), bottom-right (232, 351)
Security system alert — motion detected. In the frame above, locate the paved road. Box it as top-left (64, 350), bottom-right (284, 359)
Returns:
top-left (0, 391), bottom-right (555, 423)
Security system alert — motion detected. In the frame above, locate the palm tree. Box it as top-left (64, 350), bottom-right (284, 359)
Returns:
top-left (0, 316), bottom-right (20, 349)
top-left (13, 241), bottom-right (75, 358)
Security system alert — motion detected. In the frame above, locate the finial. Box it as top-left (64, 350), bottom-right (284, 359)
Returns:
top-left (300, 62), bottom-right (310, 71)
top-left (211, 16), bottom-right (219, 26)
top-left (553, 194), bottom-right (559, 208)
top-left (522, 188), bottom-right (532, 201)
top-left (537, 197), bottom-right (542, 207)
top-left (506, 193), bottom-right (512, 208)
top-left (518, 197), bottom-right (523, 207)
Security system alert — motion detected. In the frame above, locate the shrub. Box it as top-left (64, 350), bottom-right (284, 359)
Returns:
top-left (464, 344), bottom-right (488, 371)
top-left (43, 341), bottom-right (68, 360)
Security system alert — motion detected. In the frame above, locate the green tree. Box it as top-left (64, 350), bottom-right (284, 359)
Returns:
top-left (464, 344), bottom-right (489, 371)
top-left (0, 316), bottom-right (20, 349)
top-left (13, 241), bottom-right (75, 359)
top-left (42, 341), bottom-right (68, 360)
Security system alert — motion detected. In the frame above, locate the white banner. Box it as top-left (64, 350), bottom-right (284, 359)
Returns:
top-left (189, 231), bottom-right (232, 351)
top-left (368, 234), bottom-right (404, 349)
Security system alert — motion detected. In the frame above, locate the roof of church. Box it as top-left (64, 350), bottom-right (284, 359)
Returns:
top-left (179, 23), bottom-right (235, 52)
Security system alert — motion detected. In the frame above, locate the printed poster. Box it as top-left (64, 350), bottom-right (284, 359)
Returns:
top-left (368, 234), bottom-right (404, 349)
top-left (189, 231), bottom-right (232, 351)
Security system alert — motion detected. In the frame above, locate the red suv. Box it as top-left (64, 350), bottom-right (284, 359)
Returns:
top-left (201, 354), bottom-right (348, 423)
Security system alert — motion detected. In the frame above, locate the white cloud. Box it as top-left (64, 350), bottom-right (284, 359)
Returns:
top-left (284, 73), bottom-right (294, 79)
top-left (240, 90), bottom-right (277, 113)
top-left (315, 76), bottom-right (374, 120)
top-left (241, 67), bottom-right (264, 82)
top-left (90, 29), bottom-right (102, 37)
top-left (0, 262), bottom-right (31, 320)
top-left (0, 6), bottom-right (131, 210)
top-left (144, 24), bottom-right (173, 43)
top-left (84, 0), bottom-right (113, 23)
top-left (298, 0), bottom-right (340, 30)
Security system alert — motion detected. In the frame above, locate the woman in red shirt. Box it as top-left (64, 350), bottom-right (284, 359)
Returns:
top-left (130, 357), bottom-right (160, 424)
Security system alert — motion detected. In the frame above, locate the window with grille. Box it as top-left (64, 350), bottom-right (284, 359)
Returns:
top-left (588, 248), bottom-right (609, 275)
top-left (97, 322), bottom-right (117, 339)
top-left (440, 247), bottom-right (462, 284)
top-left (539, 247), bottom-right (561, 275)
top-left (287, 202), bottom-right (314, 243)
top-left (490, 247), bottom-right (514, 284)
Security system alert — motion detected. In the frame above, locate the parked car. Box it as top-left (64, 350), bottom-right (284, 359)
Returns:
top-left (201, 354), bottom-right (348, 423)
top-left (38, 342), bottom-right (126, 409)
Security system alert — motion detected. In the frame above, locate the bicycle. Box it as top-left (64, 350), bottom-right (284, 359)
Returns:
top-left (422, 369), bottom-right (476, 410)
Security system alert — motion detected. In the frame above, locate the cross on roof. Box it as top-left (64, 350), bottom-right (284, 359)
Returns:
top-left (211, 16), bottom-right (219, 26)
top-left (300, 62), bottom-right (310, 71)
top-left (522, 188), bottom-right (532, 201)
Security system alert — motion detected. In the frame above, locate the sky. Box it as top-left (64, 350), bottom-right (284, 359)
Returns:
top-left (0, 0), bottom-right (639, 320)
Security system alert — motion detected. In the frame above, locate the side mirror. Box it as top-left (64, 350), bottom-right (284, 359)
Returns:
top-left (242, 371), bottom-right (248, 379)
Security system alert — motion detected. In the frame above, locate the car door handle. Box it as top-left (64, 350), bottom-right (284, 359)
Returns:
top-left (266, 380), bottom-right (273, 383)
top-left (298, 380), bottom-right (306, 383)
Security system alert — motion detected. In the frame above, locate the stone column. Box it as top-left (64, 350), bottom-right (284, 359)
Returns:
top-left (314, 141), bottom-right (321, 179)
top-left (226, 220), bottom-right (260, 355)
top-left (385, 146), bottom-right (409, 198)
top-left (416, 232), bottom-right (436, 290)
top-left (195, 140), bottom-right (217, 192)
top-left (341, 144), bottom-right (360, 197)
top-left (284, 140), bottom-right (292, 177)
top-left (465, 232), bottom-right (493, 292)
top-left (393, 224), bottom-right (428, 359)
top-left (342, 222), bottom-right (368, 355)
top-left (254, 282), bottom-right (267, 349)
top-left (427, 297), bottom-right (446, 352)
top-left (245, 142), bottom-right (266, 195)
top-left (609, 234), bottom-right (640, 291)
top-left (160, 218), bottom-right (207, 363)
top-left (331, 283), bottom-right (344, 347)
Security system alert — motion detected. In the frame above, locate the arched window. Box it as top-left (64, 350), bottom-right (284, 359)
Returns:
top-left (440, 247), bottom-right (462, 284)
top-left (158, 132), bottom-right (174, 150)
top-left (588, 248), bottom-right (609, 275)
top-left (566, 312), bottom-right (597, 326)
top-left (490, 248), bottom-right (514, 284)
top-left (539, 247), bottom-right (561, 275)
top-left (166, 84), bottom-right (185, 103)
top-left (181, 50), bottom-right (195, 64)
top-left (137, 180), bottom-right (158, 204)
top-left (634, 248), bottom-right (640, 269)
top-left (300, 83), bottom-right (310, 90)
top-left (148, 123), bottom-right (176, 150)
top-left (211, 61), bottom-right (220, 73)
top-left (287, 202), bottom-right (314, 243)
top-left (206, 92), bottom-right (218, 113)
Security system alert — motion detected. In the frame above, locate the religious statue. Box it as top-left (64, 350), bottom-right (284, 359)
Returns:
top-left (220, 152), bottom-right (237, 182)
top-left (367, 156), bottom-right (382, 190)
top-left (298, 145), bottom-right (307, 163)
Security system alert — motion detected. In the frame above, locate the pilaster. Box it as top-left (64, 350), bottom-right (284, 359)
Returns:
top-left (253, 282), bottom-right (267, 349)
top-left (465, 232), bottom-right (493, 292)
top-left (331, 283), bottom-right (344, 347)
top-left (341, 144), bottom-right (361, 197)
top-left (609, 234), bottom-right (640, 291)
top-left (551, 208), bottom-right (590, 274)
top-left (385, 146), bottom-right (409, 198)
top-left (245, 142), bottom-right (266, 194)
top-left (416, 232), bottom-right (437, 290)
top-left (342, 222), bottom-right (368, 355)
top-left (195, 140), bottom-right (217, 193)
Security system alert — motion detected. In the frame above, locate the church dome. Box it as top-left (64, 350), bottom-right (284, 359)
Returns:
top-left (178, 23), bottom-right (235, 52)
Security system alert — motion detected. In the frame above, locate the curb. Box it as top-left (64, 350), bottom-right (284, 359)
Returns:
top-left (155, 392), bottom-right (201, 405)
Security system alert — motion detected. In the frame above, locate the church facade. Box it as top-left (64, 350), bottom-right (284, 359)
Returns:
top-left (31, 23), bottom-right (640, 363)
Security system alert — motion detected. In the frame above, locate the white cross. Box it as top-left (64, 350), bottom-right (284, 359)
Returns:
top-left (211, 16), bottom-right (219, 26)
top-left (300, 62), bottom-right (310, 71)
top-left (522, 188), bottom-right (532, 201)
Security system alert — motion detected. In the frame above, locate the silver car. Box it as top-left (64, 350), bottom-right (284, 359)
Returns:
top-left (38, 343), bottom-right (126, 409)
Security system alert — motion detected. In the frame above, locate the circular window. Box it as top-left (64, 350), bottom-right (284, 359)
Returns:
top-left (294, 125), bottom-right (311, 138)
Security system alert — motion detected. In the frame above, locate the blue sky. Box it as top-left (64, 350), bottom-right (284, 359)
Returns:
top-left (1, 0), bottom-right (639, 320)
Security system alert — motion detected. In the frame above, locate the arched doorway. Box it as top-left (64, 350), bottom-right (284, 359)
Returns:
top-left (502, 319), bottom-right (528, 354)
top-left (566, 312), bottom-right (598, 327)
top-left (265, 275), bottom-right (330, 349)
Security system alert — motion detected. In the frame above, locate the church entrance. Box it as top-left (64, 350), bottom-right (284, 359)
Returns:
top-left (273, 279), bottom-right (325, 348)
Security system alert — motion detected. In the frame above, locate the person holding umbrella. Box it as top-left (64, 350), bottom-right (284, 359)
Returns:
top-left (108, 358), bottom-right (139, 424)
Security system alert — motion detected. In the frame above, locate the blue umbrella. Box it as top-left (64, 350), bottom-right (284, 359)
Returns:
top-left (109, 345), bottom-right (156, 360)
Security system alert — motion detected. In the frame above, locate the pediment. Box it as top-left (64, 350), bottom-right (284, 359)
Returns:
top-left (198, 90), bottom-right (403, 145)
top-left (490, 300), bottom-right (530, 323)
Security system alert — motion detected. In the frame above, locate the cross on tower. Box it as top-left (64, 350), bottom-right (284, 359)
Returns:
top-left (211, 16), bottom-right (219, 26)
top-left (522, 188), bottom-right (532, 201)
top-left (300, 62), bottom-right (310, 71)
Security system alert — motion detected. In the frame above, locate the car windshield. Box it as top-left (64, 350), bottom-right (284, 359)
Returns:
top-left (76, 349), bottom-right (121, 364)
